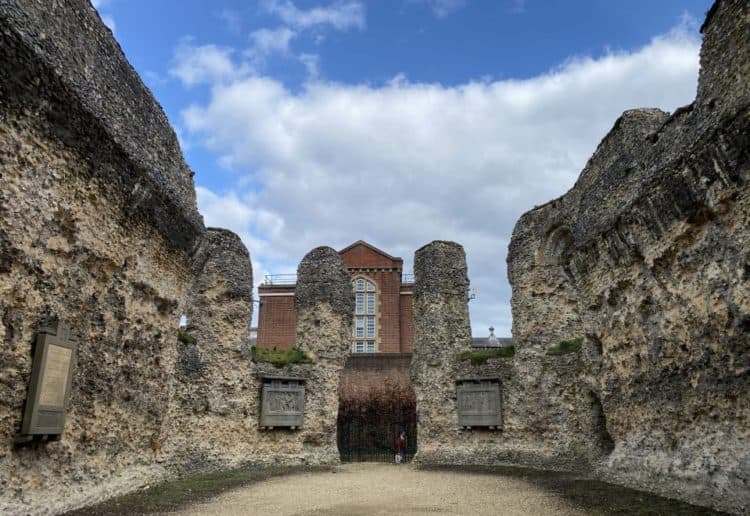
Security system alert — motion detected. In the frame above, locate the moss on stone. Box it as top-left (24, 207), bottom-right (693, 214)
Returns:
top-left (251, 346), bottom-right (310, 366)
top-left (547, 338), bottom-right (583, 355)
top-left (456, 347), bottom-right (515, 365)
top-left (177, 329), bottom-right (196, 345)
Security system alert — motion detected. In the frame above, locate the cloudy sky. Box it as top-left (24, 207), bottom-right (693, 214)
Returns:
top-left (94, 0), bottom-right (711, 336)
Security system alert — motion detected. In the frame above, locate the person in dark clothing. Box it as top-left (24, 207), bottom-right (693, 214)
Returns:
top-left (395, 430), bottom-right (407, 463)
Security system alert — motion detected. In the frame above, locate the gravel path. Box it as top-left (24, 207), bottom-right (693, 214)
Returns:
top-left (173, 463), bottom-right (589, 516)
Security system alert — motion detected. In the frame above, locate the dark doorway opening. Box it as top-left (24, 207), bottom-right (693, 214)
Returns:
top-left (337, 353), bottom-right (417, 462)
top-left (337, 398), bottom-right (417, 462)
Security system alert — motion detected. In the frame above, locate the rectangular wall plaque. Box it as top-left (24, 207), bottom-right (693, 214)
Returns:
top-left (456, 378), bottom-right (502, 430)
top-left (19, 321), bottom-right (77, 438)
top-left (259, 376), bottom-right (305, 430)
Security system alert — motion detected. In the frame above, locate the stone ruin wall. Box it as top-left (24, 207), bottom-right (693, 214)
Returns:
top-left (0, 0), bottom-right (204, 513)
top-left (413, 1), bottom-right (748, 513)
top-left (410, 241), bottom-right (468, 462)
top-left (508, 0), bottom-right (748, 512)
top-left (0, 2), bottom-right (348, 514)
top-left (170, 245), bottom-right (353, 471)
top-left (292, 247), bottom-right (354, 463)
top-left (411, 242), bottom-right (596, 471)
top-left (166, 228), bottom-right (257, 470)
top-left (166, 243), bottom-right (351, 472)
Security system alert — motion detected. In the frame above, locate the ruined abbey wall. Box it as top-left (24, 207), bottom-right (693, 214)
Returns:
top-left (0, 2), bottom-right (259, 514)
top-left (0, 1), bottom-right (205, 513)
top-left (508, 0), bottom-right (750, 511)
top-left (411, 242), bottom-right (597, 471)
top-left (293, 247), bottom-right (355, 462)
top-left (166, 228), bottom-right (257, 469)
top-left (507, 0), bottom-right (748, 512)
top-left (413, 2), bottom-right (748, 513)
top-left (0, 3), bottom-right (355, 513)
top-left (165, 244), bottom-right (350, 472)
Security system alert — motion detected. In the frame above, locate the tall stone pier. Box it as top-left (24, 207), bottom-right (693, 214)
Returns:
top-left (294, 246), bottom-right (354, 463)
top-left (166, 228), bottom-right (255, 469)
top-left (410, 241), bottom-right (472, 463)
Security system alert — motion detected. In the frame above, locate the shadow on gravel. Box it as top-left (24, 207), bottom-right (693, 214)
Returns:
top-left (64, 465), bottom-right (332, 516)
top-left (419, 465), bottom-right (726, 515)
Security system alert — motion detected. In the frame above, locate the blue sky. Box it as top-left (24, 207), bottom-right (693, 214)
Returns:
top-left (93, 0), bottom-right (711, 336)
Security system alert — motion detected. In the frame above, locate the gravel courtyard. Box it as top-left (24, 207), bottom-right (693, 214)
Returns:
top-left (174, 463), bottom-right (602, 516)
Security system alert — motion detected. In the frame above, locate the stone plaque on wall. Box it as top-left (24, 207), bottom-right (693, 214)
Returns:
top-left (259, 376), bottom-right (305, 429)
top-left (19, 321), bottom-right (77, 438)
top-left (456, 378), bottom-right (502, 429)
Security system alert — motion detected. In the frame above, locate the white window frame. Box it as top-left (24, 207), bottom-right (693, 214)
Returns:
top-left (351, 276), bottom-right (377, 353)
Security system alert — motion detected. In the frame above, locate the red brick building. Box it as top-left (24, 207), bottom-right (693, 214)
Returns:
top-left (257, 241), bottom-right (415, 353)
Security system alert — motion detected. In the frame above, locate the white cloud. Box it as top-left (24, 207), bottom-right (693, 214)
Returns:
top-left (184, 23), bottom-right (701, 336)
top-left (247, 27), bottom-right (297, 65)
top-left (263, 0), bottom-right (365, 31)
top-left (169, 39), bottom-right (248, 86)
top-left (299, 53), bottom-right (320, 80)
top-left (410, 0), bottom-right (467, 18)
top-left (217, 8), bottom-right (242, 35)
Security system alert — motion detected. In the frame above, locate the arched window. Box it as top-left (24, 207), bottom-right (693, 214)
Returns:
top-left (352, 276), bottom-right (377, 353)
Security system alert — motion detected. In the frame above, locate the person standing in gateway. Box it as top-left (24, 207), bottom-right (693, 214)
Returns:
top-left (395, 430), bottom-right (407, 463)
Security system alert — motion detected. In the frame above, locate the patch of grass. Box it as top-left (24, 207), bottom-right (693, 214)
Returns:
top-left (547, 337), bottom-right (583, 355)
top-left (177, 329), bottom-right (196, 345)
top-left (418, 464), bottom-right (723, 515)
top-left (251, 346), bottom-right (310, 366)
top-left (64, 465), bottom-right (331, 515)
top-left (456, 346), bottom-right (515, 365)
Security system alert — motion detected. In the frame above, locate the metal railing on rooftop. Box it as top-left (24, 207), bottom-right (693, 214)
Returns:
top-left (263, 272), bottom-right (416, 285)
top-left (263, 274), bottom-right (297, 285)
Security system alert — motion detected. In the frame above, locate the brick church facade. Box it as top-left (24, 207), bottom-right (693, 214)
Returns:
top-left (257, 241), bottom-right (415, 353)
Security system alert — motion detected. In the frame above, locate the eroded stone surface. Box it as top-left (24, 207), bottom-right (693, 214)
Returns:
top-left (506, 0), bottom-right (749, 512)
top-left (165, 228), bottom-right (256, 470)
top-left (411, 241), bottom-right (472, 460)
top-left (294, 247), bottom-right (353, 463)
top-left (412, 2), bottom-right (748, 513)
top-left (295, 246), bottom-right (355, 319)
top-left (0, 0), bottom-right (204, 512)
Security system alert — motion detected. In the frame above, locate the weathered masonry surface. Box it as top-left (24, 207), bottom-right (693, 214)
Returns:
top-left (1, 0), bottom-right (748, 514)
top-left (0, 1), bottom-right (205, 513)
top-left (411, 2), bottom-right (749, 514)
top-left (507, 1), bottom-right (749, 512)
top-left (257, 240), bottom-right (415, 353)
top-left (1, 2), bottom-right (254, 514)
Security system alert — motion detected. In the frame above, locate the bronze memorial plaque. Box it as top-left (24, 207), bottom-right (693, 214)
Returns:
top-left (18, 321), bottom-right (77, 439)
top-left (456, 378), bottom-right (502, 430)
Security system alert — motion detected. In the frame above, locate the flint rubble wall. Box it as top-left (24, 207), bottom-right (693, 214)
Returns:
top-left (507, 0), bottom-right (748, 512)
top-left (411, 242), bottom-right (596, 470)
top-left (0, 2), bottom-right (281, 514)
top-left (0, 1), bottom-right (209, 513)
top-left (412, 2), bottom-right (748, 513)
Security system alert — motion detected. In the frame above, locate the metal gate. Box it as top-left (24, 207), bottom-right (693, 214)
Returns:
top-left (337, 400), bottom-right (417, 462)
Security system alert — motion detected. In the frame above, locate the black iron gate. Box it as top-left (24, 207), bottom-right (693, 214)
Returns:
top-left (337, 400), bottom-right (417, 462)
